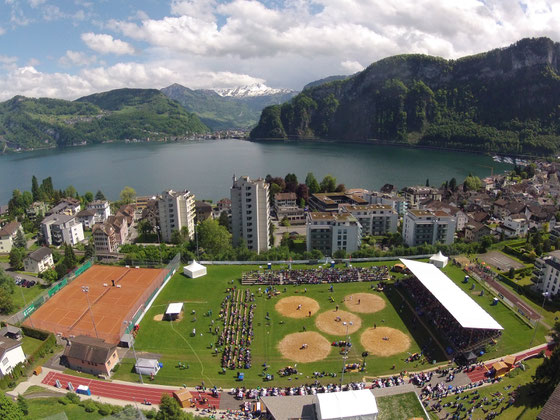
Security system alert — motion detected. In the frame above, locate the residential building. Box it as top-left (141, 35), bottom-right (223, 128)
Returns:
top-left (23, 247), bottom-right (54, 274)
top-left (87, 200), bottom-right (111, 223)
top-left (424, 201), bottom-right (468, 231)
top-left (0, 326), bottom-right (22, 341)
top-left (0, 337), bottom-right (25, 377)
top-left (25, 201), bottom-right (49, 222)
top-left (464, 220), bottom-right (492, 243)
top-left (534, 251), bottom-right (560, 296)
top-left (340, 204), bottom-right (397, 236)
top-left (497, 215), bottom-right (529, 238)
top-left (0, 205), bottom-right (7, 217)
top-left (140, 198), bottom-right (160, 232)
top-left (158, 190), bottom-right (196, 242)
top-left (231, 176), bottom-right (270, 253)
top-left (402, 186), bottom-right (442, 209)
top-left (402, 209), bottom-right (456, 247)
top-left (0, 221), bottom-right (23, 253)
top-left (195, 201), bottom-right (214, 224)
top-left (135, 196), bottom-right (156, 212)
top-left (306, 212), bottom-right (362, 256)
top-left (106, 215), bottom-right (128, 244)
top-left (76, 209), bottom-right (96, 229)
top-left (63, 335), bottom-right (119, 377)
top-left (366, 191), bottom-right (408, 216)
top-left (46, 198), bottom-right (81, 216)
top-left (274, 192), bottom-right (305, 225)
top-left (117, 204), bottom-right (135, 226)
top-left (41, 214), bottom-right (84, 246)
top-left (308, 192), bottom-right (367, 212)
top-left (92, 223), bottom-right (119, 254)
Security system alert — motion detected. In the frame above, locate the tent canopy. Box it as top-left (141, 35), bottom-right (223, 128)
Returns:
top-left (430, 251), bottom-right (448, 262)
top-left (183, 260), bottom-right (207, 278)
top-left (400, 259), bottom-right (503, 330)
top-left (316, 389), bottom-right (378, 420)
top-left (165, 302), bottom-right (183, 315)
top-left (136, 358), bottom-right (159, 369)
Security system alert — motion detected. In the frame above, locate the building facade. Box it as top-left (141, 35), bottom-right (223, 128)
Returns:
top-left (87, 200), bottom-right (111, 223)
top-left (534, 251), bottom-right (560, 296)
top-left (340, 204), bottom-right (398, 237)
top-left (306, 212), bottom-right (362, 256)
top-left (23, 248), bottom-right (54, 273)
top-left (158, 190), bottom-right (196, 243)
top-left (274, 192), bottom-right (305, 224)
top-left (231, 176), bottom-right (270, 253)
top-left (0, 338), bottom-right (25, 377)
top-left (41, 214), bottom-right (84, 246)
top-left (402, 186), bottom-right (442, 209)
top-left (402, 209), bottom-right (456, 247)
top-left (0, 221), bottom-right (23, 253)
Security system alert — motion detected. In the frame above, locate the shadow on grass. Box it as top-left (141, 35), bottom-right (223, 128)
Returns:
top-left (383, 285), bottom-right (448, 364)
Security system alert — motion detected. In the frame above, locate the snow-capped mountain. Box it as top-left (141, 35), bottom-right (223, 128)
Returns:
top-left (215, 83), bottom-right (295, 98)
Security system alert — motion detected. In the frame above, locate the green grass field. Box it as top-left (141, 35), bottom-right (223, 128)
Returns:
top-left (377, 392), bottom-right (426, 420)
top-left (428, 358), bottom-right (544, 419)
top-left (112, 260), bottom-right (544, 388)
top-left (11, 284), bottom-right (47, 314)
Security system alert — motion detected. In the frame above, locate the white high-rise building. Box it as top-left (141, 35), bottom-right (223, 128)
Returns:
top-left (158, 189), bottom-right (196, 243)
top-left (231, 176), bottom-right (270, 253)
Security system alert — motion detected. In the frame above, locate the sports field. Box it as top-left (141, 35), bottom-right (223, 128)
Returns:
top-left (113, 261), bottom-right (545, 387)
top-left (24, 265), bottom-right (165, 343)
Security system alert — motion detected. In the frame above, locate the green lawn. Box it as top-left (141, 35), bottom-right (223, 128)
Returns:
top-left (25, 398), bottom-right (104, 420)
top-left (115, 262), bottom-right (445, 387)
top-left (429, 358), bottom-right (544, 419)
top-left (377, 392), bottom-right (426, 420)
top-left (11, 284), bottom-right (47, 314)
top-left (22, 336), bottom-right (44, 355)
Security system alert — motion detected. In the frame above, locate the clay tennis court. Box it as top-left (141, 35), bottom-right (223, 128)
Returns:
top-left (25, 265), bottom-right (165, 343)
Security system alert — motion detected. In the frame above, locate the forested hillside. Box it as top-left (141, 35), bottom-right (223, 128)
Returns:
top-left (0, 89), bottom-right (208, 150)
top-left (251, 37), bottom-right (560, 156)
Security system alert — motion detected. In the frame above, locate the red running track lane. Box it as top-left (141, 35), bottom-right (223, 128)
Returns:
top-left (42, 371), bottom-right (175, 404)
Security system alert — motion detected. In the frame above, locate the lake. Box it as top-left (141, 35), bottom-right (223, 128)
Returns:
top-left (0, 139), bottom-right (512, 204)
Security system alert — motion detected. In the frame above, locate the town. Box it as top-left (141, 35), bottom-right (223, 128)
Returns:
top-left (0, 161), bottom-right (559, 419)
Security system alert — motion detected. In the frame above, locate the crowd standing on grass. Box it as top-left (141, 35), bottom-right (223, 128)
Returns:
top-left (218, 288), bottom-right (255, 370)
top-left (242, 266), bottom-right (389, 285)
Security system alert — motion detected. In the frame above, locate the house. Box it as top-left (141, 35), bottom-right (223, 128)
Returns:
top-left (107, 215), bottom-right (128, 244)
top-left (46, 198), bottom-right (81, 217)
top-left (402, 209), bottom-right (456, 247)
top-left (306, 212), bottom-right (362, 256)
top-left (274, 192), bottom-right (305, 225)
top-left (41, 214), bottom-right (84, 246)
top-left (0, 221), bottom-right (23, 253)
top-left (92, 223), bottom-right (119, 254)
top-left (25, 201), bottom-right (49, 221)
top-left (308, 192), bottom-right (367, 212)
top-left (76, 209), bottom-right (96, 230)
top-left (402, 186), bottom-right (442, 209)
top-left (23, 247), bottom-right (54, 274)
top-left (195, 201), bottom-right (213, 224)
top-left (0, 326), bottom-right (22, 341)
top-left (86, 200), bottom-right (111, 223)
top-left (140, 198), bottom-right (160, 231)
top-left (63, 335), bottom-right (119, 377)
top-left (464, 219), bottom-right (492, 243)
top-left (0, 337), bottom-right (26, 377)
top-left (497, 215), bottom-right (529, 239)
top-left (117, 204), bottom-right (135, 226)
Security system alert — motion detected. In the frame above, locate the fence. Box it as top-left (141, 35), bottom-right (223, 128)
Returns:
top-left (121, 252), bottom-right (181, 337)
top-left (9, 258), bottom-right (95, 326)
top-left (199, 254), bottom-right (433, 265)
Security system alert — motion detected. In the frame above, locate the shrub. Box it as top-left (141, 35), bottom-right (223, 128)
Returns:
top-left (83, 400), bottom-right (98, 413)
top-left (66, 392), bottom-right (80, 404)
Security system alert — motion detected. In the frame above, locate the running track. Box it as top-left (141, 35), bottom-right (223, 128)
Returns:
top-left (42, 371), bottom-right (221, 408)
top-left (466, 343), bottom-right (554, 382)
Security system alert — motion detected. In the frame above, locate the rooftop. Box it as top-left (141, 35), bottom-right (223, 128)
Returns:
top-left (27, 247), bottom-right (52, 262)
top-left (64, 335), bottom-right (117, 364)
top-left (0, 221), bottom-right (21, 237)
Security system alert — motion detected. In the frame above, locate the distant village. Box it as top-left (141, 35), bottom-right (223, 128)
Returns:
top-left (1, 160), bottom-right (560, 297)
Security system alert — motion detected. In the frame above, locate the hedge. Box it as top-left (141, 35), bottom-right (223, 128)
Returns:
top-left (21, 325), bottom-right (50, 341)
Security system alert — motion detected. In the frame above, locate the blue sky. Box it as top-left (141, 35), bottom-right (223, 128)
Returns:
top-left (0, 0), bottom-right (558, 100)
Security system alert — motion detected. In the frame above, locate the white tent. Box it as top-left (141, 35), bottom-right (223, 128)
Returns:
top-left (165, 302), bottom-right (183, 320)
top-left (400, 259), bottom-right (503, 330)
top-left (183, 260), bottom-right (207, 278)
top-left (135, 358), bottom-right (160, 376)
top-left (429, 251), bottom-right (449, 268)
top-left (316, 390), bottom-right (378, 420)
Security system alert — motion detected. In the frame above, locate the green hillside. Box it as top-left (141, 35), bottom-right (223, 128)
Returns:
top-left (251, 37), bottom-right (560, 156)
top-left (0, 89), bottom-right (209, 151)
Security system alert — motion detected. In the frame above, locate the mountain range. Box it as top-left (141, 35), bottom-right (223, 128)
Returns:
top-left (251, 37), bottom-right (560, 157)
top-left (160, 83), bottom-right (297, 130)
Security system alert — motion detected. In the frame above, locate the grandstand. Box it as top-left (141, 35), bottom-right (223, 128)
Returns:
top-left (399, 259), bottom-right (503, 354)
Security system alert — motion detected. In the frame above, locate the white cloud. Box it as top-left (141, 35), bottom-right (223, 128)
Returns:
top-left (0, 27), bottom-right (5, 35)
top-left (81, 32), bottom-right (136, 55)
top-left (27, 58), bottom-right (40, 66)
top-left (340, 60), bottom-right (364, 74)
top-left (59, 50), bottom-right (97, 67)
top-left (0, 55), bottom-right (18, 71)
top-left (28, 0), bottom-right (46, 7)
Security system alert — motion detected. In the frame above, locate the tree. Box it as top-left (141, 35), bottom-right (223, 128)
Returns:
top-left (9, 248), bottom-right (24, 271)
top-left (41, 268), bottom-right (58, 283)
top-left (138, 219), bottom-right (154, 236)
top-left (508, 267), bottom-right (515, 278)
top-left (16, 395), bottom-right (27, 416)
top-left (64, 244), bottom-right (77, 268)
top-left (120, 186), bottom-right (136, 204)
top-left (95, 190), bottom-right (106, 201)
top-left (533, 340), bottom-right (560, 400)
top-left (156, 394), bottom-right (188, 420)
top-left (449, 177), bottom-right (457, 192)
top-left (333, 249), bottom-right (347, 259)
top-left (83, 191), bottom-right (94, 203)
top-left (197, 219), bottom-right (232, 257)
top-left (320, 175), bottom-right (337, 193)
top-left (218, 211), bottom-right (231, 232)
top-left (0, 288), bottom-right (15, 315)
top-left (13, 230), bottom-right (26, 250)
top-left (463, 174), bottom-right (483, 191)
top-left (31, 176), bottom-right (40, 202)
top-left (269, 183), bottom-right (282, 203)
top-left (335, 184), bottom-right (346, 192)
top-left (0, 391), bottom-right (23, 419)
top-left (84, 241), bottom-right (95, 259)
top-left (295, 183), bottom-right (309, 204)
top-left (284, 173), bottom-right (298, 192)
top-left (170, 227), bottom-right (190, 245)
top-left (425, 178), bottom-right (430, 187)
top-left (305, 172), bottom-right (320, 194)
top-left (64, 185), bottom-right (77, 198)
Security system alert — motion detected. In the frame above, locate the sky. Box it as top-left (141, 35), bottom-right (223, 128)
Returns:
top-left (0, 0), bottom-right (559, 100)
